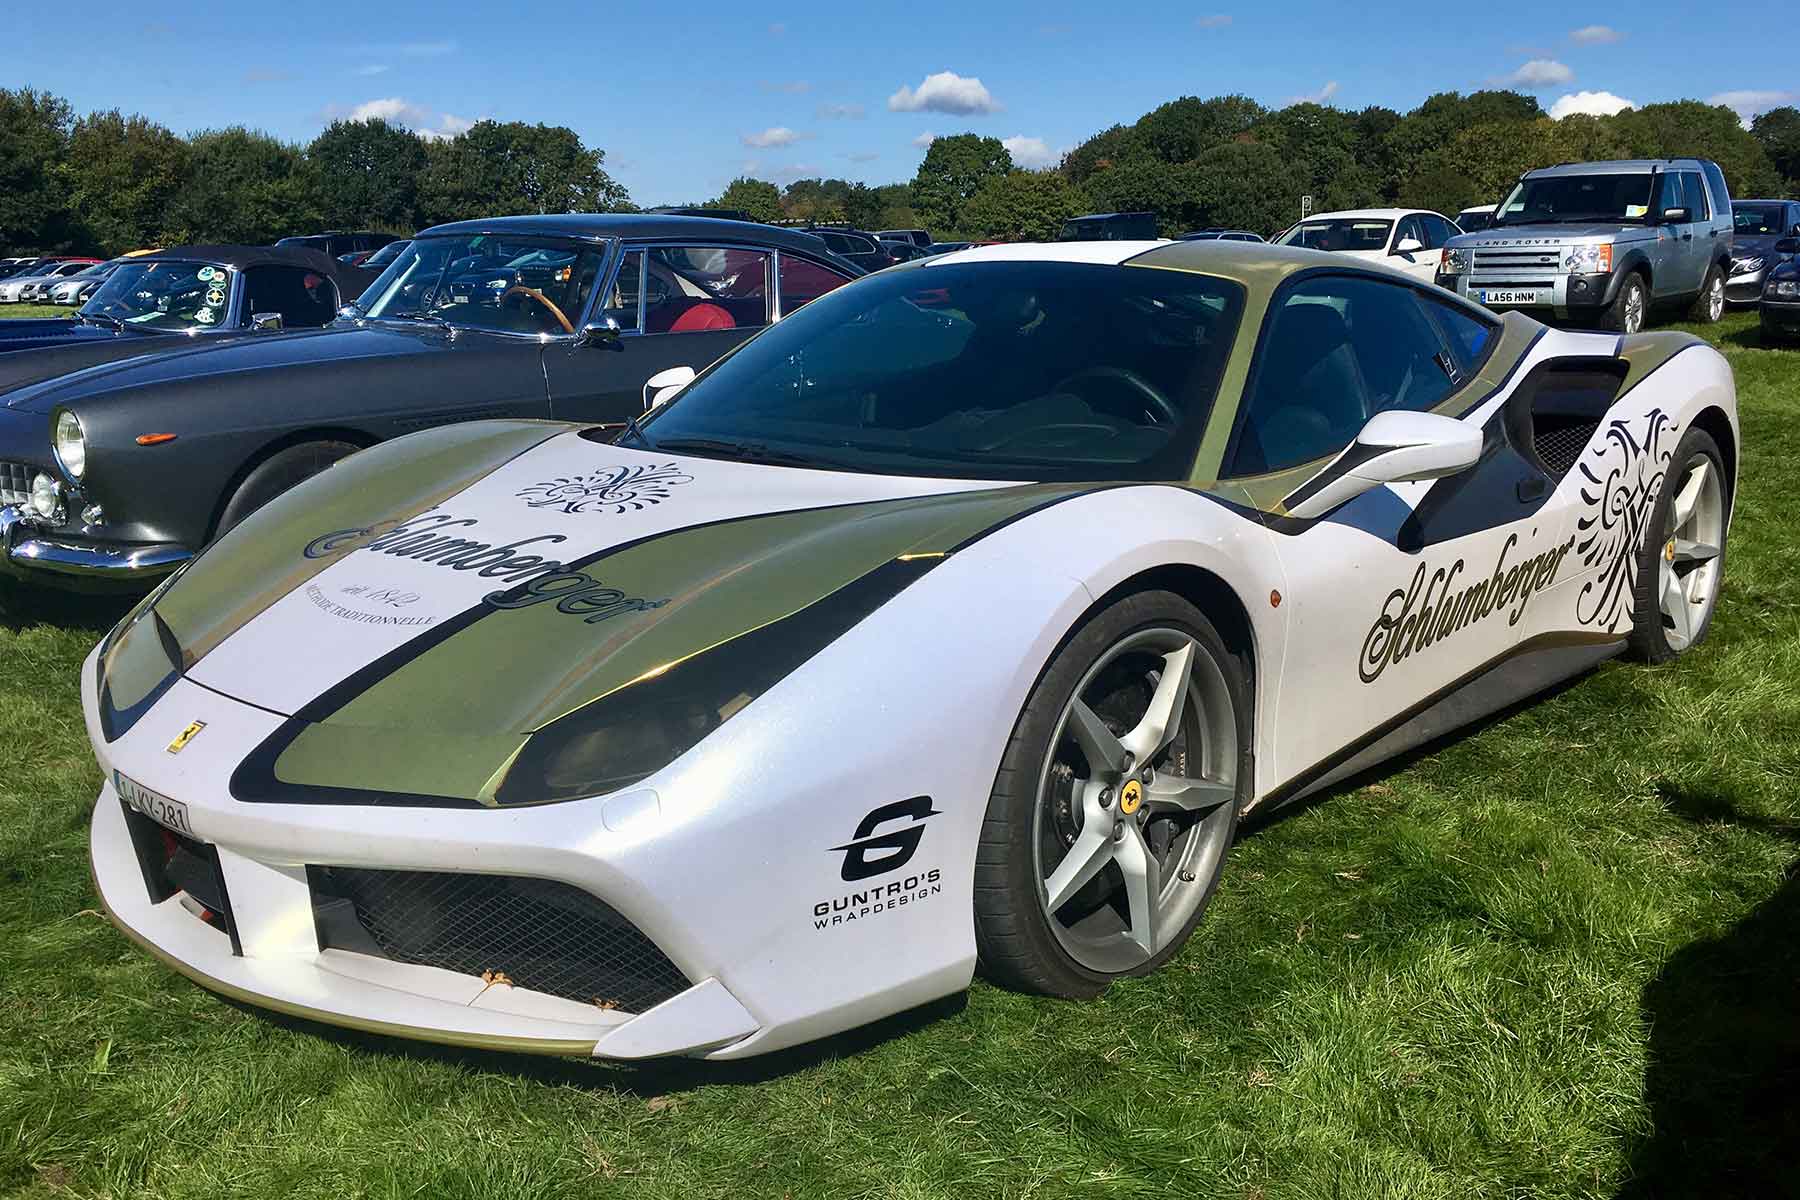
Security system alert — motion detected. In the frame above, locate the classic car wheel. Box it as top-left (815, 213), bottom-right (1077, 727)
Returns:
top-left (1688, 266), bottom-right (1726, 324)
top-left (216, 440), bottom-right (362, 538)
top-left (1628, 427), bottom-right (1727, 663)
top-left (1603, 273), bottom-right (1648, 334)
top-left (975, 590), bottom-right (1247, 998)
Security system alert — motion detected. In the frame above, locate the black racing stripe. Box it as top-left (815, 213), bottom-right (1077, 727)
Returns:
top-left (1280, 440), bottom-right (1426, 512)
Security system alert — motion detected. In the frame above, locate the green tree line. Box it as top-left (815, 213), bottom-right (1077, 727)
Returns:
top-left (0, 88), bottom-right (633, 254)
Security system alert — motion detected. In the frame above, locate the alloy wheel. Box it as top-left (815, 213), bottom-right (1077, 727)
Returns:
top-left (1658, 452), bottom-right (1725, 651)
top-left (1031, 627), bottom-right (1236, 973)
top-left (1707, 276), bottom-right (1725, 322)
top-left (1624, 284), bottom-right (1645, 333)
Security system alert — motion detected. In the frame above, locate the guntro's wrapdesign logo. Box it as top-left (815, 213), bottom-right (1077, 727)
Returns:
top-left (515, 463), bottom-right (694, 515)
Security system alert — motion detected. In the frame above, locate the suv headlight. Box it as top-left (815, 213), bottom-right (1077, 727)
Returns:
top-left (1769, 278), bottom-right (1800, 299)
top-left (1562, 244), bottom-right (1613, 274)
top-left (53, 409), bottom-right (87, 480)
top-left (1440, 247), bottom-right (1470, 274)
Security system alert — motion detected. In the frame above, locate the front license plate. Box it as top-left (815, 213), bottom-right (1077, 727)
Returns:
top-left (1478, 289), bottom-right (1547, 306)
top-left (115, 770), bottom-right (193, 837)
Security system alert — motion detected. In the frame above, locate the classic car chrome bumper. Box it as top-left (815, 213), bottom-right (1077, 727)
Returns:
top-left (1, 503), bottom-right (191, 582)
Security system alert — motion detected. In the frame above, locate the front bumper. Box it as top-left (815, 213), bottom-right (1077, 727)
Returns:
top-left (1727, 266), bottom-right (1770, 305)
top-left (1761, 298), bottom-right (1800, 341)
top-left (2, 503), bottom-right (191, 585)
top-left (1439, 270), bottom-right (1616, 318)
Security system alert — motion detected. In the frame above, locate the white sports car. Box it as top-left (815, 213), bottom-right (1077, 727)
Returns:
top-left (85, 239), bottom-right (1737, 1060)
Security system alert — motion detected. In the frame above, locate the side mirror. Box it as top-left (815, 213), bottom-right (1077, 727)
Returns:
top-left (1285, 411), bottom-right (1483, 520)
top-left (250, 312), bottom-right (284, 332)
top-left (1660, 207), bottom-right (1691, 223)
top-left (575, 316), bottom-right (623, 349)
top-left (336, 303), bottom-right (363, 322)
top-left (643, 365), bottom-right (697, 410)
top-left (1393, 237), bottom-right (1424, 256)
top-left (1775, 238), bottom-right (1800, 258)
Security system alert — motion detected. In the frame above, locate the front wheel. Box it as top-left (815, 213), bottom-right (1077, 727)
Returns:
top-left (215, 440), bottom-right (361, 539)
top-left (1687, 265), bottom-right (1726, 324)
top-left (1627, 427), bottom-right (1728, 663)
top-left (974, 590), bottom-right (1249, 998)
top-left (1603, 273), bottom-right (1649, 334)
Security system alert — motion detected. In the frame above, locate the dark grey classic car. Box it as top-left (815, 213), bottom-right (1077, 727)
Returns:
top-left (0, 215), bottom-right (860, 589)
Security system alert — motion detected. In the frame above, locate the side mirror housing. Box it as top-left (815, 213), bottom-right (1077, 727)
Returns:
top-left (1392, 237), bottom-right (1424, 255)
top-left (336, 303), bottom-right (363, 322)
top-left (1659, 206), bottom-right (1691, 223)
top-left (1285, 411), bottom-right (1483, 520)
top-left (643, 365), bottom-right (697, 410)
top-left (575, 316), bottom-right (623, 349)
top-left (250, 312), bottom-right (284, 332)
top-left (1774, 237), bottom-right (1800, 258)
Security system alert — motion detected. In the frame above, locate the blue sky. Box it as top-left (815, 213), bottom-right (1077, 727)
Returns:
top-left (8, 1), bottom-right (1793, 206)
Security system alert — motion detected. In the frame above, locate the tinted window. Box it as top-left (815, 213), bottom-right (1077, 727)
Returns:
top-left (1231, 276), bottom-right (1459, 476)
top-left (778, 255), bottom-right (851, 314)
top-left (1393, 216), bottom-right (1425, 250)
top-left (1421, 214), bottom-right (1458, 248)
top-left (643, 247), bottom-right (769, 334)
top-left (1656, 172), bottom-right (1683, 217)
top-left (243, 264), bottom-right (339, 328)
top-left (1679, 172), bottom-right (1709, 220)
top-left (1734, 203), bottom-right (1787, 235)
top-left (1423, 296), bottom-right (1497, 376)
top-left (1278, 219), bottom-right (1392, 252)
top-left (636, 261), bottom-right (1245, 482)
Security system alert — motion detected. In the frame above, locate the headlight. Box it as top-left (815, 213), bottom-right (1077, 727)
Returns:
top-left (28, 473), bottom-right (63, 521)
top-left (1733, 256), bottom-right (1765, 274)
top-left (487, 278), bottom-right (509, 290)
top-left (1440, 247), bottom-right (1470, 274)
top-left (1562, 244), bottom-right (1613, 274)
top-left (1770, 278), bottom-right (1800, 299)
top-left (53, 409), bottom-right (86, 479)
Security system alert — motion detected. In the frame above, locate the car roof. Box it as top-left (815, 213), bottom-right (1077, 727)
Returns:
top-left (924, 238), bottom-right (1350, 279)
top-left (1296, 208), bottom-right (1433, 221)
top-left (416, 213), bottom-right (846, 256)
top-left (134, 244), bottom-right (348, 273)
top-left (1458, 204), bottom-right (1497, 214)
top-left (1526, 158), bottom-right (1710, 177)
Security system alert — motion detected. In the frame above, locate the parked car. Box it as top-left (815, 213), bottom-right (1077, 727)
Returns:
top-left (1275, 209), bottom-right (1459, 283)
top-left (877, 228), bottom-right (932, 248)
top-left (47, 259), bottom-right (125, 306)
top-left (0, 216), bottom-right (860, 588)
top-left (926, 241), bottom-right (973, 255)
top-left (1762, 237), bottom-right (1800, 343)
top-left (276, 231), bottom-right (399, 261)
top-left (0, 257), bottom-right (37, 277)
top-left (879, 239), bottom-right (931, 262)
top-left (0, 259), bottom-right (91, 303)
top-left (778, 223), bottom-right (896, 272)
top-left (340, 238), bottom-right (410, 275)
top-left (80, 239), bottom-right (1737, 1059)
top-left (1180, 228), bottom-right (1265, 242)
top-left (1436, 159), bottom-right (1735, 333)
top-left (16, 259), bottom-right (104, 303)
top-left (1725, 199), bottom-right (1800, 306)
top-left (647, 207), bottom-right (757, 222)
top-left (1059, 212), bottom-right (1160, 241)
top-left (1455, 205), bottom-right (1497, 232)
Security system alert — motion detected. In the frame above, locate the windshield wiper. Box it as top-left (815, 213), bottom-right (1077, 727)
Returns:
top-left (651, 436), bottom-right (844, 470)
top-left (78, 312), bottom-right (134, 333)
top-left (384, 311), bottom-right (458, 337)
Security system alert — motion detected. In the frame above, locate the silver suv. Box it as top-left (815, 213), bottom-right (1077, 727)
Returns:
top-left (1435, 158), bottom-right (1734, 333)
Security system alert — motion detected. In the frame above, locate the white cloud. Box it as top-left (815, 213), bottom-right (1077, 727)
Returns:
top-left (1568, 24), bottom-right (1622, 44)
top-left (818, 102), bottom-right (865, 120)
top-left (1285, 81), bottom-right (1340, 105)
top-left (1503, 58), bottom-right (1574, 87)
top-left (333, 98), bottom-right (472, 140)
top-left (742, 126), bottom-right (805, 148)
top-left (768, 162), bottom-right (821, 183)
top-left (759, 79), bottom-right (811, 94)
top-left (354, 64), bottom-right (389, 77)
top-left (1548, 90), bottom-right (1637, 118)
top-left (1002, 135), bottom-right (1059, 169)
top-left (887, 71), bottom-right (1001, 115)
top-left (912, 131), bottom-right (938, 148)
top-left (1709, 89), bottom-right (1798, 127)
top-left (1194, 13), bottom-right (1231, 27)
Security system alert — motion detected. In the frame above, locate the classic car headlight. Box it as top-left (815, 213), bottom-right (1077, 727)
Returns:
top-left (1733, 255), bottom-right (1766, 274)
top-left (53, 409), bottom-right (87, 479)
top-left (1439, 247), bottom-right (1470, 274)
top-left (1770, 278), bottom-right (1800, 299)
top-left (1562, 244), bottom-right (1612, 274)
top-left (487, 278), bottom-right (509, 290)
top-left (29, 473), bottom-right (63, 521)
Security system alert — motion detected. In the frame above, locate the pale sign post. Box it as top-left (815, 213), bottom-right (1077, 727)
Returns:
top-left (1300, 194), bottom-right (1314, 219)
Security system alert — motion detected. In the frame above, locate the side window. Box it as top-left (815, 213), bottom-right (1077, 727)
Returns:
top-left (601, 249), bottom-right (643, 331)
top-left (643, 247), bottom-right (770, 334)
top-left (1230, 276), bottom-right (1458, 476)
top-left (778, 255), bottom-right (852, 315)
top-left (1393, 215), bottom-right (1425, 251)
top-left (1656, 173), bottom-right (1682, 217)
top-left (242, 265), bottom-right (339, 328)
top-left (1680, 172), bottom-right (1708, 220)
top-left (1423, 296), bottom-right (1497, 377)
top-left (1422, 214), bottom-right (1457, 248)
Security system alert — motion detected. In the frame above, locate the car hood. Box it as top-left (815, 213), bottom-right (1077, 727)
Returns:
top-left (0, 322), bottom-right (452, 415)
top-left (0, 330), bottom-right (204, 396)
top-left (1447, 222), bottom-right (1654, 248)
top-left (1730, 234), bottom-right (1782, 259)
top-left (107, 423), bottom-right (1093, 805)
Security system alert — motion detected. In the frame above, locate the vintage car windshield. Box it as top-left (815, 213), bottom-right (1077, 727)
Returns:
top-left (633, 261), bottom-right (1245, 481)
top-left (1494, 173), bottom-right (1654, 226)
top-left (1277, 219), bottom-right (1392, 252)
top-left (1733, 203), bottom-right (1787, 236)
top-left (359, 234), bottom-right (604, 337)
top-left (82, 261), bottom-right (235, 330)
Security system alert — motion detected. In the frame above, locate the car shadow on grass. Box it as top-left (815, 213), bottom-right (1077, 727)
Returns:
top-left (1616, 785), bottom-right (1800, 1198)
top-left (0, 578), bottom-right (136, 635)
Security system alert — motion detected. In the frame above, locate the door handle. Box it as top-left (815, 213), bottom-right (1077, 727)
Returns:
top-left (1680, 232), bottom-right (1693, 241)
top-left (1517, 475), bottom-right (1549, 503)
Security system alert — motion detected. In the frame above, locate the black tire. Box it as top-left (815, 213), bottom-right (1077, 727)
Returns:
top-left (1687, 264), bottom-right (1726, 324)
top-left (1626, 426), bottom-right (1728, 664)
top-left (1601, 272), bottom-right (1649, 334)
top-left (215, 440), bottom-right (360, 538)
top-left (974, 590), bottom-right (1250, 998)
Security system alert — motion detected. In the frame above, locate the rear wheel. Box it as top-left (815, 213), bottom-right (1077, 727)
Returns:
top-left (1602, 273), bottom-right (1648, 334)
top-left (215, 440), bottom-right (360, 538)
top-left (1687, 265), bottom-right (1726, 324)
top-left (975, 591), bottom-right (1248, 998)
top-left (1627, 427), bottom-right (1727, 663)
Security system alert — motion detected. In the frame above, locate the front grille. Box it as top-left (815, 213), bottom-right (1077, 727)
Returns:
top-left (1533, 420), bottom-right (1600, 477)
top-left (119, 800), bottom-right (241, 952)
top-left (1473, 247), bottom-right (1564, 271)
top-left (308, 867), bottom-right (690, 1013)
top-left (1465, 279), bottom-right (1556, 290)
top-left (0, 461), bottom-right (33, 508)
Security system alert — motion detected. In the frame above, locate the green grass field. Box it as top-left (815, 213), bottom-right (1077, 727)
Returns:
top-left (4, 304), bottom-right (71, 320)
top-left (1, 312), bottom-right (1796, 1199)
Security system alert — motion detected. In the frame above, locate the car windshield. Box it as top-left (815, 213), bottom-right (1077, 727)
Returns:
top-left (632, 260), bottom-right (1246, 481)
top-left (81, 261), bottom-right (235, 330)
top-left (1733, 204), bottom-right (1787, 236)
top-left (361, 240), bottom-right (408, 270)
top-left (1456, 211), bottom-right (1493, 231)
top-left (1278, 219), bottom-right (1393, 252)
top-left (1494, 173), bottom-right (1654, 226)
top-left (359, 234), bottom-right (605, 337)
top-left (74, 261), bottom-right (116, 277)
